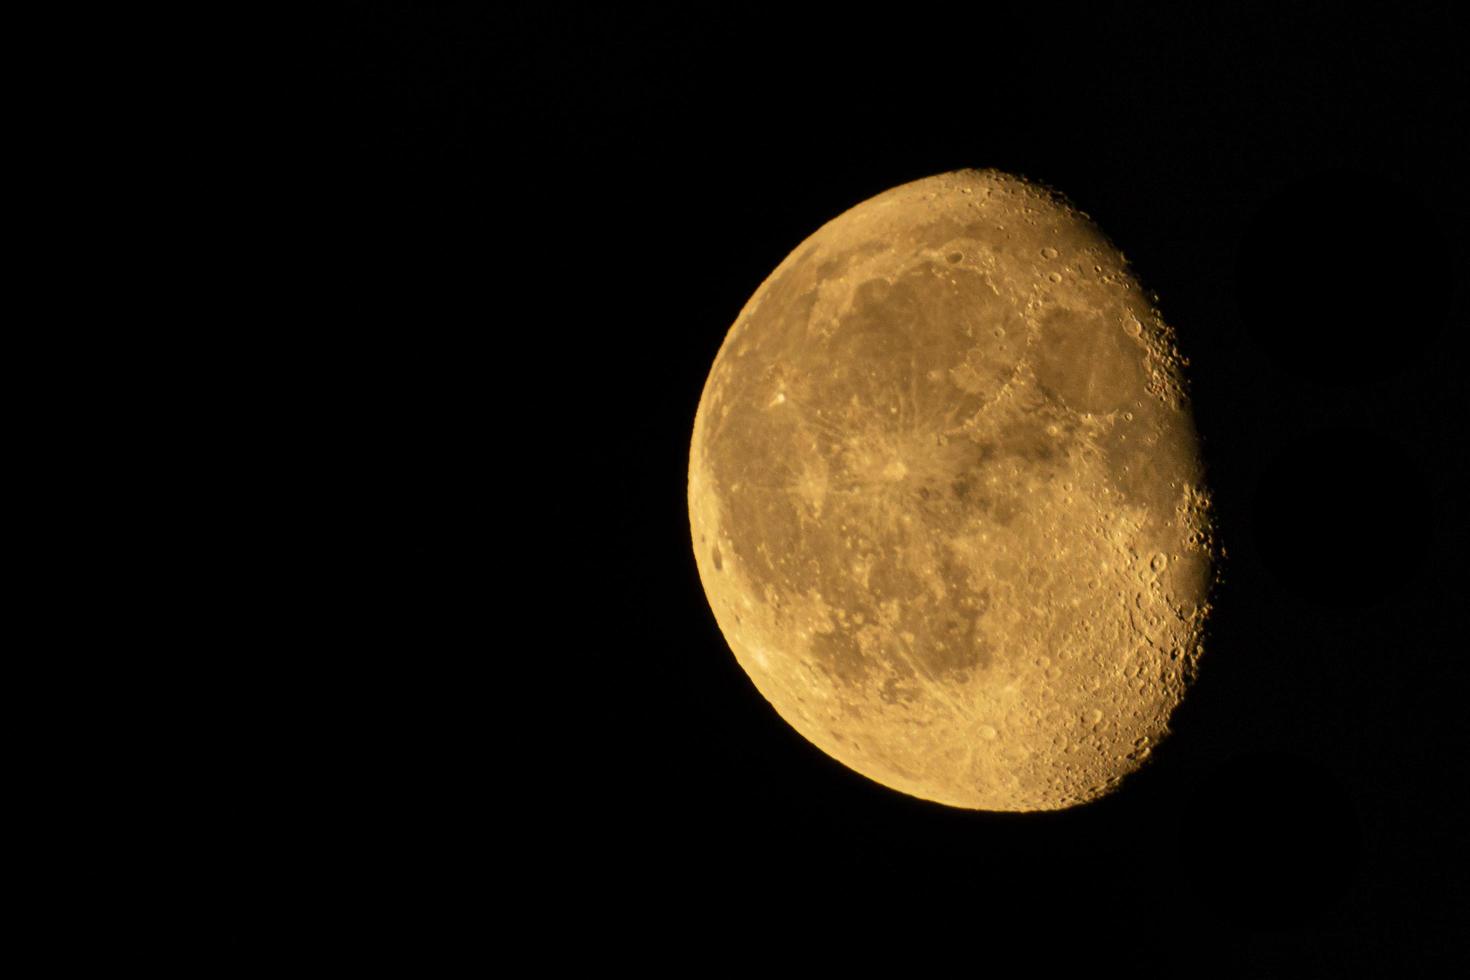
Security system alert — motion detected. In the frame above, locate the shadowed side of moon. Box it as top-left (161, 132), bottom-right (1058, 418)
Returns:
top-left (689, 169), bottom-right (1214, 810)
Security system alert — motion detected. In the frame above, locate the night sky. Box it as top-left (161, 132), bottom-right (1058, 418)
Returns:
top-left (222, 3), bottom-right (1468, 969)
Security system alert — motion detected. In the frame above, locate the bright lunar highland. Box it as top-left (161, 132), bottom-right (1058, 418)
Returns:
top-left (689, 169), bottom-right (1215, 811)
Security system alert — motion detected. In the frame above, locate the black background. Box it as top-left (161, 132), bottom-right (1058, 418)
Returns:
top-left (238, 2), bottom-right (1467, 970)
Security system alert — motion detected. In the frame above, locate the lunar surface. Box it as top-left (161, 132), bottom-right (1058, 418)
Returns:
top-left (688, 169), bottom-right (1215, 811)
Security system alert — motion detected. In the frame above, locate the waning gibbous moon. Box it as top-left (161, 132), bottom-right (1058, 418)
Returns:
top-left (688, 169), bottom-right (1217, 812)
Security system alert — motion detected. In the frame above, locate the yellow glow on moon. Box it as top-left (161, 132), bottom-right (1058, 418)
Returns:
top-left (688, 169), bottom-right (1215, 811)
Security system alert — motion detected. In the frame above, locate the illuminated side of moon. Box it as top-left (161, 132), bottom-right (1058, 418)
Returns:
top-left (688, 169), bottom-right (1215, 811)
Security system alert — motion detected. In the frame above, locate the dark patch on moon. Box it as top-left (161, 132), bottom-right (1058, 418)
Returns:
top-left (916, 609), bottom-right (989, 677)
top-left (808, 626), bottom-right (873, 687)
top-left (1032, 306), bottom-right (1143, 415)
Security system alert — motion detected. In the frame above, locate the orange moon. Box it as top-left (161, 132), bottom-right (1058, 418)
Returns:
top-left (688, 169), bottom-right (1215, 811)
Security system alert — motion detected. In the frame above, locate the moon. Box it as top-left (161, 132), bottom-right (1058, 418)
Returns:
top-left (688, 169), bottom-right (1215, 811)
